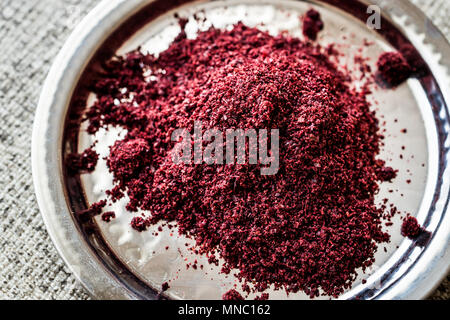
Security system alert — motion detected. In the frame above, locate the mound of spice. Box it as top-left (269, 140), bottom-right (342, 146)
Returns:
top-left (78, 21), bottom-right (398, 298)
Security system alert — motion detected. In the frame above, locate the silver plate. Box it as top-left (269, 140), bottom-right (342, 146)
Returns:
top-left (32, 0), bottom-right (450, 299)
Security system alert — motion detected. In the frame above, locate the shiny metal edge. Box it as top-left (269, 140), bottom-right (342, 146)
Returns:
top-left (32, 0), bottom-right (150, 299)
top-left (32, 0), bottom-right (450, 300)
top-left (367, 0), bottom-right (450, 300)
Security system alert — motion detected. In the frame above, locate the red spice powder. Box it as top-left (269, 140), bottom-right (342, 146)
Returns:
top-left (79, 22), bottom-right (397, 298)
top-left (375, 165), bottom-right (397, 183)
top-left (222, 289), bottom-right (244, 300)
top-left (401, 216), bottom-right (432, 247)
top-left (255, 293), bottom-right (270, 300)
top-left (161, 282), bottom-right (170, 291)
top-left (66, 148), bottom-right (98, 174)
top-left (131, 216), bottom-right (148, 232)
top-left (101, 211), bottom-right (116, 222)
top-left (401, 216), bottom-right (421, 238)
top-left (107, 138), bottom-right (151, 182)
top-left (105, 185), bottom-right (125, 202)
top-left (77, 199), bottom-right (106, 223)
top-left (399, 44), bottom-right (428, 78)
top-left (376, 51), bottom-right (411, 88)
top-left (302, 9), bottom-right (324, 41)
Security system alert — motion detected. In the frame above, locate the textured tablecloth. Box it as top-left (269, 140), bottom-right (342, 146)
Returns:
top-left (0, 0), bottom-right (448, 300)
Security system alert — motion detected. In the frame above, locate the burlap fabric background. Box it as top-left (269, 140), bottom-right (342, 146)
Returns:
top-left (0, 0), bottom-right (448, 300)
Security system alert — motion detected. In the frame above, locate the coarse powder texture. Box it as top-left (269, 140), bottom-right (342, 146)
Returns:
top-left (66, 148), bottom-right (99, 174)
top-left (302, 9), bottom-right (324, 41)
top-left (376, 51), bottom-right (411, 88)
top-left (401, 216), bottom-right (422, 239)
top-left (401, 216), bottom-right (432, 247)
top-left (222, 289), bottom-right (245, 300)
top-left (78, 22), bottom-right (397, 298)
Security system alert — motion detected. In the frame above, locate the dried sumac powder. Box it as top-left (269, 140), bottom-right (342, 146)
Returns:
top-left (101, 211), bottom-right (116, 222)
top-left (255, 293), bottom-right (270, 300)
top-left (401, 216), bottom-right (421, 238)
top-left (131, 216), bottom-right (148, 232)
top-left (401, 216), bottom-right (431, 246)
top-left (66, 148), bottom-right (98, 174)
top-left (222, 289), bottom-right (244, 300)
top-left (302, 9), bottom-right (324, 41)
top-left (82, 22), bottom-right (397, 298)
top-left (161, 282), bottom-right (170, 291)
top-left (376, 51), bottom-right (411, 88)
top-left (375, 165), bottom-right (397, 183)
top-left (399, 44), bottom-right (428, 78)
top-left (77, 199), bottom-right (106, 223)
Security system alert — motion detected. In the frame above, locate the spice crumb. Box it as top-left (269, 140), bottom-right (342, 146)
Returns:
top-left (376, 51), bottom-right (411, 88)
top-left (222, 289), bottom-right (244, 300)
top-left (162, 282), bottom-right (170, 291)
top-left (302, 9), bottom-right (323, 40)
top-left (101, 211), bottom-right (115, 222)
top-left (66, 148), bottom-right (98, 174)
top-left (401, 215), bottom-right (432, 247)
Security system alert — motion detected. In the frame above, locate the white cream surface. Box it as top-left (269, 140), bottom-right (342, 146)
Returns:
top-left (78, 1), bottom-right (429, 299)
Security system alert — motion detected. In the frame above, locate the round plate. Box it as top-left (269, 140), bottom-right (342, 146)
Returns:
top-left (33, 0), bottom-right (450, 299)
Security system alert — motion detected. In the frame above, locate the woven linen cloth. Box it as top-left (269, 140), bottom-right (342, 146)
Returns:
top-left (0, 0), bottom-right (448, 300)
